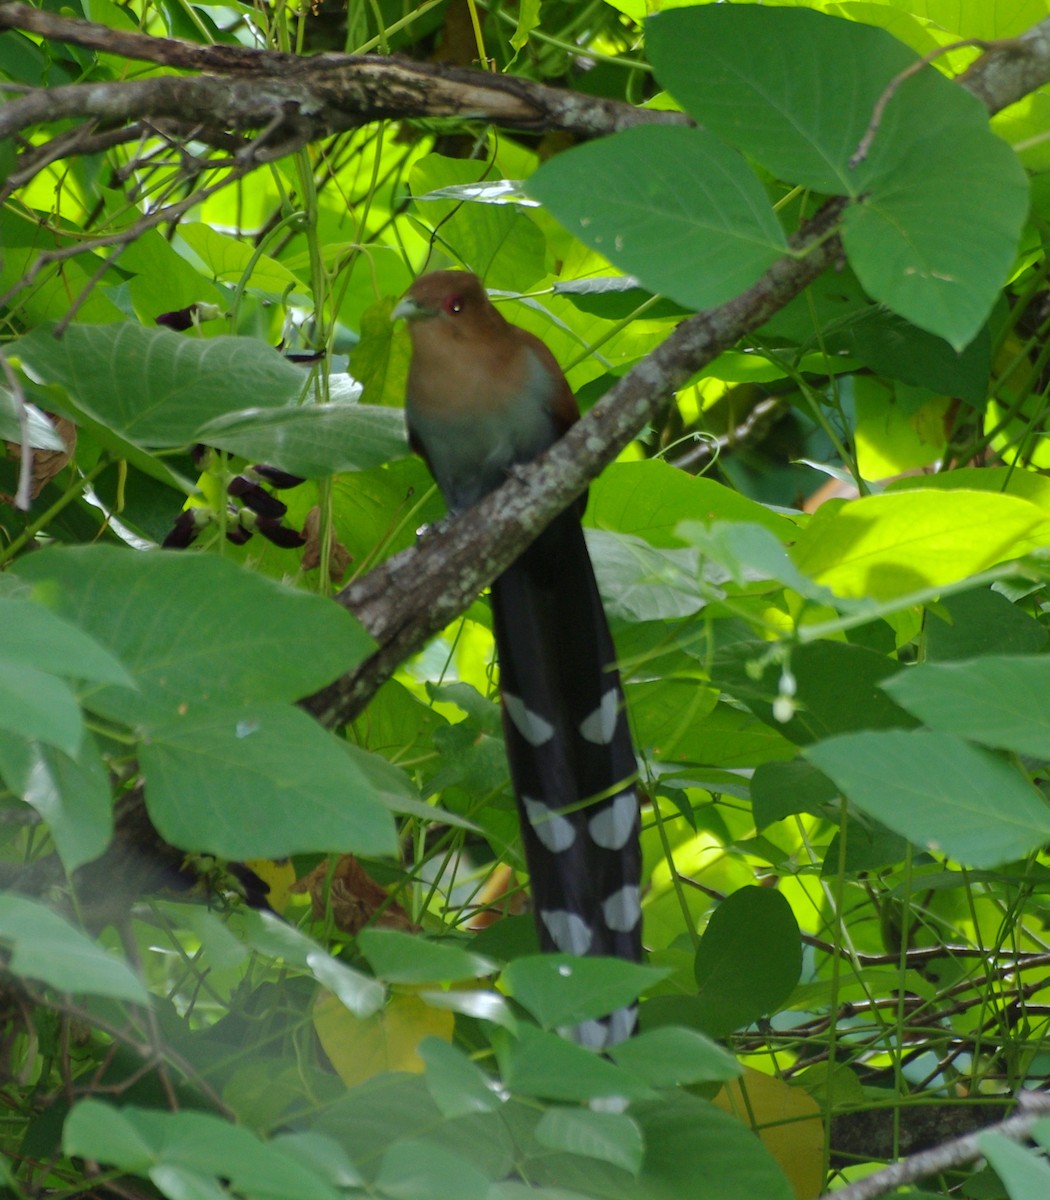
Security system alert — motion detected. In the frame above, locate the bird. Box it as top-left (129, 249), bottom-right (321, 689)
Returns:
top-left (393, 270), bottom-right (642, 1047)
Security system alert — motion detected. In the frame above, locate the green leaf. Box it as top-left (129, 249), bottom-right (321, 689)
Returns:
top-left (693, 887), bottom-right (802, 1038)
top-left (419, 1038), bottom-right (502, 1118)
top-left (0, 661), bottom-right (82, 756)
top-left (588, 462), bottom-right (798, 547)
top-left (270, 1132), bottom-right (363, 1190)
top-left (375, 1139), bottom-right (491, 1200)
top-left (0, 896), bottom-right (148, 1003)
top-left (843, 125), bottom-right (1028, 348)
top-left (711, 639), bottom-right (918, 746)
top-left (497, 1025), bottom-right (653, 1104)
top-left (140, 702), bottom-right (396, 858)
top-left (408, 155), bottom-right (546, 290)
top-left (11, 324), bottom-right (306, 447)
top-left (925, 589), bottom-right (1048, 662)
top-left (14, 546), bottom-right (373, 727)
top-left (0, 598), bottom-right (135, 688)
top-left (358, 928), bottom-right (495, 985)
top-left (63, 1102), bottom-right (344, 1200)
top-left (195, 403), bottom-right (408, 478)
top-left (587, 531), bottom-right (704, 622)
top-left (845, 310), bottom-right (991, 405)
top-left (883, 656), bottom-right (1050, 758)
top-left (790, 490), bottom-right (1046, 601)
top-left (416, 988), bottom-right (519, 1031)
top-left (501, 956), bottom-right (667, 1030)
top-left (979, 1130), bottom-right (1050, 1200)
top-left (528, 125), bottom-right (788, 312)
top-left (610, 1025), bottom-right (742, 1088)
top-left (646, 6), bottom-right (1027, 347)
top-left (751, 759), bottom-right (839, 828)
top-left (178, 222), bottom-right (306, 296)
top-left (226, 908), bottom-right (384, 1017)
top-left (16, 735), bottom-right (112, 872)
top-left (805, 730), bottom-right (1050, 868)
top-left (535, 1108), bottom-right (644, 1176)
top-left (64, 1100), bottom-right (155, 1172)
top-left (646, 5), bottom-right (917, 194)
top-left (677, 521), bottom-right (829, 601)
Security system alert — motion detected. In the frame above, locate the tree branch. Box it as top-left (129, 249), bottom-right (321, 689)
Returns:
top-left (820, 1091), bottom-right (1050, 1200)
top-left (0, 3), bottom-right (686, 144)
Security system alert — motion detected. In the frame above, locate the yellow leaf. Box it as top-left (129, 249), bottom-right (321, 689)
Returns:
top-left (713, 1066), bottom-right (824, 1200)
top-left (314, 989), bottom-right (454, 1090)
top-left (243, 858), bottom-right (297, 914)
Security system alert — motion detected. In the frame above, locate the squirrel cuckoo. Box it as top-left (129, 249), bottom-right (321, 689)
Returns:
top-left (394, 271), bottom-right (641, 1047)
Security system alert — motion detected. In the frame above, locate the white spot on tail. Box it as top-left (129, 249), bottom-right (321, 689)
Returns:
top-left (602, 885), bottom-right (641, 933)
top-left (522, 796), bottom-right (576, 853)
top-left (579, 688), bottom-right (620, 745)
top-left (504, 692), bottom-right (554, 746)
top-left (542, 909), bottom-right (593, 955)
top-left (572, 1019), bottom-right (608, 1049)
top-left (588, 790), bottom-right (638, 850)
top-left (606, 1006), bottom-right (638, 1046)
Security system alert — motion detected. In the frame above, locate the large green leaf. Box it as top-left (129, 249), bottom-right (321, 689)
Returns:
top-left (63, 1102), bottom-right (345, 1200)
top-left (375, 1138), bottom-right (491, 1200)
top-left (805, 730), bottom-right (1050, 867)
top-left (419, 1038), bottom-right (503, 1119)
top-left (12, 324), bottom-right (306, 447)
top-left (0, 661), bottom-right (81, 756)
top-left (501, 956), bottom-right (666, 1030)
top-left (13, 734), bottom-right (112, 872)
top-left (528, 126), bottom-right (788, 312)
top-left (496, 1025), bottom-right (653, 1104)
top-left (646, 5), bottom-right (918, 194)
top-left (692, 887), bottom-right (802, 1038)
top-left (610, 1026), bottom-right (741, 1088)
top-left (883, 656), bottom-right (1050, 758)
top-left (790, 490), bottom-right (1046, 600)
top-left (140, 702), bottom-right (396, 859)
top-left (842, 125), bottom-right (1028, 349)
top-left (645, 6), bottom-right (1028, 347)
top-left (526, 1091), bottom-right (795, 1200)
top-left (535, 1108), bottom-right (644, 1177)
top-left (979, 1130), bottom-right (1050, 1200)
top-left (358, 928), bottom-right (495, 984)
top-left (711, 639), bottom-right (918, 746)
top-left (0, 895), bottom-right (148, 1003)
top-left (0, 597), bottom-right (134, 687)
top-left (195, 404), bottom-right (408, 478)
top-left (14, 546), bottom-right (373, 727)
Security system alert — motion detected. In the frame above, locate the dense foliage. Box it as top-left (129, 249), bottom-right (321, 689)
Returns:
top-left (2, 2), bottom-right (1050, 1198)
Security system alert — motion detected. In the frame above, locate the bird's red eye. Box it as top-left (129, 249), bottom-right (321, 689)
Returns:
top-left (444, 294), bottom-right (464, 315)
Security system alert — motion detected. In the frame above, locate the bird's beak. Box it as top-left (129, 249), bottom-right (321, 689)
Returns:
top-left (391, 295), bottom-right (431, 322)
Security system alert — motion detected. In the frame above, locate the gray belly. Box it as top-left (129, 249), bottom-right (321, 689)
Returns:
top-left (408, 402), bottom-right (559, 512)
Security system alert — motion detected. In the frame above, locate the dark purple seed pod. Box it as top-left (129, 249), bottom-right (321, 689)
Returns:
top-left (227, 476), bottom-right (287, 518)
top-left (256, 517), bottom-right (307, 548)
top-left (251, 465), bottom-right (306, 490)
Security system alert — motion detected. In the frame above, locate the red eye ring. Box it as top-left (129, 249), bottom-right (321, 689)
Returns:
top-left (444, 294), bottom-right (464, 315)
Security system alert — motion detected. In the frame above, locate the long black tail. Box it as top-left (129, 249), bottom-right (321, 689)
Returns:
top-left (490, 506), bottom-right (641, 1045)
